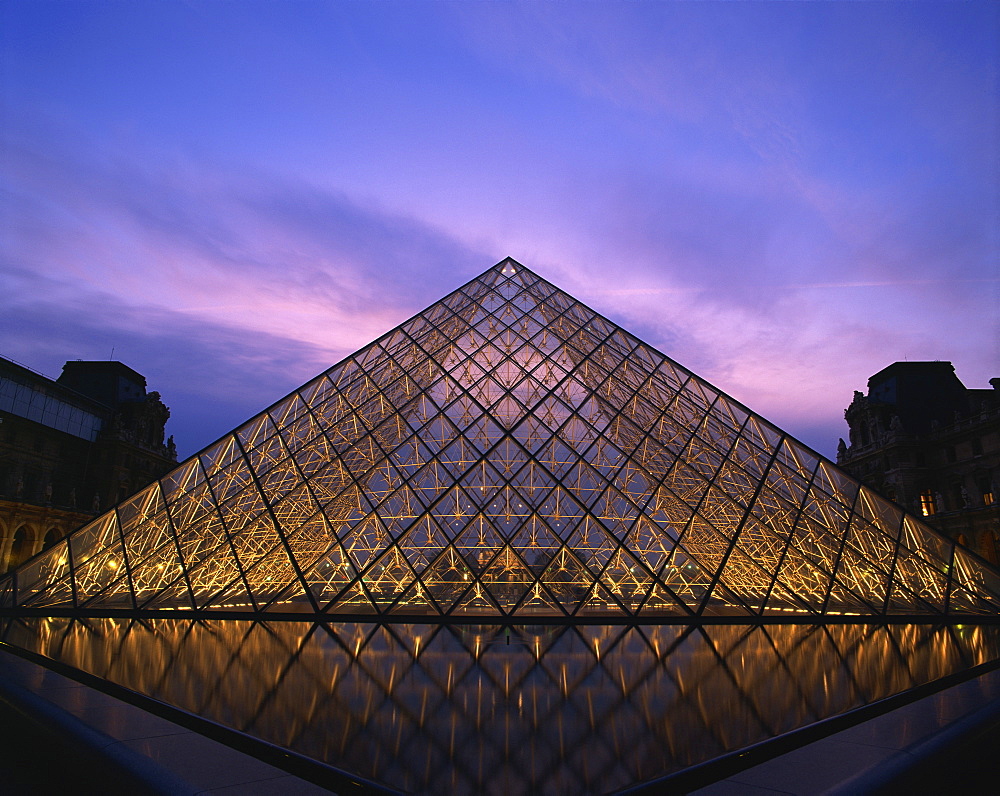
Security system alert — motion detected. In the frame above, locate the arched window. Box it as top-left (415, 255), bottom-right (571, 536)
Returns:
top-left (43, 527), bottom-right (61, 550)
top-left (8, 526), bottom-right (34, 571)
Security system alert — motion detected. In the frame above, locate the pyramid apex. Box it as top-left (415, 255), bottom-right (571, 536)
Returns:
top-left (494, 256), bottom-right (525, 277)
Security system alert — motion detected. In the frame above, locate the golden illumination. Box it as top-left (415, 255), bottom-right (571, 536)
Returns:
top-left (6, 259), bottom-right (1000, 617)
top-left (8, 618), bottom-right (998, 795)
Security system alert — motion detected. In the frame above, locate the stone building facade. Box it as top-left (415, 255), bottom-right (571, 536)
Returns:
top-left (838, 361), bottom-right (1000, 564)
top-left (0, 358), bottom-right (177, 571)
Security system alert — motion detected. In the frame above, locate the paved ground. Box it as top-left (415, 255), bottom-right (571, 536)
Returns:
top-left (0, 646), bottom-right (337, 795)
top-left (0, 695), bottom-right (163, 795)
top-left (689, 665), bottom-right (1000, 795)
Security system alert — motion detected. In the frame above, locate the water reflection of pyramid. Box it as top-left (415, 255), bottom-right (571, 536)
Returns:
top-left (6, 258), bottom-right (1000, 617)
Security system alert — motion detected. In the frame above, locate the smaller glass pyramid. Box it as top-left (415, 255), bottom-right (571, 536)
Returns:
top-left (6, 258), bottom-right (1000, 618)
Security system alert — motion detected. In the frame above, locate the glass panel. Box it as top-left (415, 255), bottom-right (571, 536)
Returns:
top-left (13, 541), bottom-right (73, 606)
top-left (13, 260), bottom-right (1000, 620)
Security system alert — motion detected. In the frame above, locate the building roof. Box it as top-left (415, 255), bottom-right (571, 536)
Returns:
top-left (0, 357), bottom-right (108, 441)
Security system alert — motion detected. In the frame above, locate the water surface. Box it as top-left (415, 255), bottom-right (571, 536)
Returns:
top-left (4, 619), bottom-right (998, 794)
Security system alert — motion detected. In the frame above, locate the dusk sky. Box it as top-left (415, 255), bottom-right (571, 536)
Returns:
top-left (2, 1), bottom-right (997, 462)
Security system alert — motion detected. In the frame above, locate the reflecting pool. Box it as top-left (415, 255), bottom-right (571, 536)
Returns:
top-left (4, 619), bottom-right (1000, 794)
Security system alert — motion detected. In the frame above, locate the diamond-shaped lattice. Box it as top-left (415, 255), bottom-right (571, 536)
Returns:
top-left (7, 258), bottom-right (1000, 617)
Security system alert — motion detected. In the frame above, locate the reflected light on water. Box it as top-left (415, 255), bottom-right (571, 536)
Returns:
top-left (3, 619), bottom-right (1000, 795)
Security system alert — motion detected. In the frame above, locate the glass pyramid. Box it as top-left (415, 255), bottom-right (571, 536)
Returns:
top-left (6, 258), bottom-right (1000, 618)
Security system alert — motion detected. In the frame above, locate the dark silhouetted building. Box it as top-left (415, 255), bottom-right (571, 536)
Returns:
top-left (0, 357), bottom-right (176, 571)
top-left (838, 361), bottom-right (1000, 563)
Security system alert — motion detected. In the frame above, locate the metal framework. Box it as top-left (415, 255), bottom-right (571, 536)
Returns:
top-left (4, 258), bottom-right (1000, 617)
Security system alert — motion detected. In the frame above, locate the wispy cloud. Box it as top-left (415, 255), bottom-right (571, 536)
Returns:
top-left (2, 2), bottom-right (996, 461)
top-left (1, 124), bottom-right (496, 455)
top-left (2, 121), bottom-right (491, 353)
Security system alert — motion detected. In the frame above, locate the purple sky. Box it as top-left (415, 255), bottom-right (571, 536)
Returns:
top-left (2, 1), bottom-right (997, 461)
